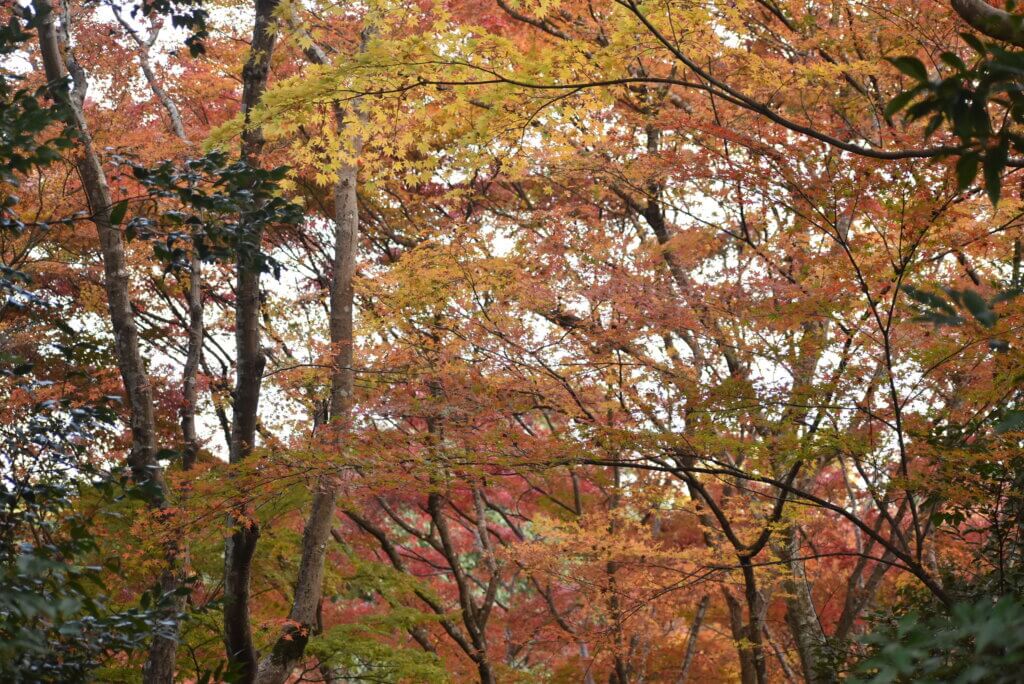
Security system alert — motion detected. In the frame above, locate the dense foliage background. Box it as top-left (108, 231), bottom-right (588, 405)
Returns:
top-left (2, 0), bottom-right (1024, 681)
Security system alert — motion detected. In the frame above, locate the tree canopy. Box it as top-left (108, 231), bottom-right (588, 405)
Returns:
top-left (2, 0), bottom-right (1024, 682)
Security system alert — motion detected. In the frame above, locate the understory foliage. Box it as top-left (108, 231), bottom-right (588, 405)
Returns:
top-left (4, 0), bottom-right (1024, 682)
top-left (0, 22), bottom-right (173, 679)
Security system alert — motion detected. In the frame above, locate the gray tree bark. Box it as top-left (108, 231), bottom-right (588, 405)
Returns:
top-left (253, 119), bottom-right (362, 684)
top-left (223, 1), bottom-right (281, 680)
top-left (251, 17), bottom-right (366, 682)
top-left (675, 595), bottom-right (708, 684)
top-left (30, 2), bottom-right (175, 681)
top-left (775, 529), bottom-right (833, 683)
top-left (112, 12), bottom-right (190, 142)
top-left (181, 250), bottom-right (202, 470)
top-left (951, 0), bottom-right (1024, 46)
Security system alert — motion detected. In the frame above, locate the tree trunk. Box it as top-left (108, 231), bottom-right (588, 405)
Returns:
top-left (30, 3), bottom-right (175, 681)
top-left (181, 251), bottom-right (202, 470)
top-left (252, 11), bottom-right (366, 676)
top-left (428, 491), bottom-right (496, 683)
top-left (112, 12), bottom-right (190, 143)
top-left (776, 529), bottom-right (833, 683)
top-left (253, 157), bottom-right (359, 683)
top-left (31, 0), bottom-right (164, 497)
top-left (723, 588), bottom-right (757, 684)
top-left (675, 595), bottom-right (708, 684)
top-left (223, 1), bottom-right (281, 680)
top-left (740, 560), bottom-right (769, 684)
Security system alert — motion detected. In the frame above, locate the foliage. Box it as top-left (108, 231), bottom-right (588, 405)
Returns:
top-left (902, 243), bottom-right (1024, 434)
top-left (0, 14), bottom-right (75, 306)
top-left (121, 0), bottom-right (209, 57)
top-left (887, 35), bottom-right (1024, 205)
top-left (308, 621), bottom-right (449, 684)
top-left (120, 151), bottom-right (304, 276)
top-left (852, 597), bottom-right (1024, 684)
top-left (9, 0), bottom-right (1024, 681)
top-left (0, 20), bottom-right (72, 182)
top-left (0, 389), bottom-right (175, 683)
top-left (0, 13), bottom-right (184, 682)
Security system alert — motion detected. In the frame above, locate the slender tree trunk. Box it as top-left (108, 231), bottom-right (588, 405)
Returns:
top-left (32, 0), bottom-right (164, 497)
top-left (328, 144), bottom-right (359, 422)
top-left (253, 133), bottom-right (360, 684)
top-left (143, 14), bottom-right (200, 473)
top-left (229, 0), bottom-right (280, 465)
top-left (223, 218), bottom-right (266, 681)
top-left (607, 465), bottom-right (630, 684)
top-left (723, 588), bottom-right (757, 684)
top-left (776, 528), bottom-right (833, 683)
top-left (740, 560), bottom-right (769, 684)
top-left (428, 491), bottom-right (496, 684)
top-left (223, 1), bottom-right (281, 680)
top-left (146, 562), bottom-right (183, 684)
top-left (764, 623), bottom-right (799, 683)
top-left (148, 254), bottom-right (202, 684)
top-left (136, 46), bottom-right (188, 140)
top-left (112, 13), bottom-right (190, 143)
top-left (181, 251), bottom-right (202, 470)
top-left (675, 595), bottom-right (708, 684)
top-left (252, 13), bottom-right (366, 677)
top-left (31, 3), bottom-right (176, 681)
top-left (834, 549), bottom-right (893, 644)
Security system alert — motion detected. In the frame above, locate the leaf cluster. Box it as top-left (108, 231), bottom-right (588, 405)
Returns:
top-left (0, 15), bottom-right (78, 307)
top-left (887, 35), bottom-right (1024, 204)
top-left (902, 266), bottom-right (1023, 435)
top-left (0, 392), bottom-right (177, 683)
top-left (117, 152), bottom-right (304, 277)
top-left (852, 597), bottom-right (1024, 684)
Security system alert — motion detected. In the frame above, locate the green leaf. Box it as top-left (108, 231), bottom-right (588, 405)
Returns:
top-left (108, 199), bottom-right (128, 226)
top-left (939, 51), bottom-right (967, 72)
top-left (888, 56), bottom-right (929, 82)
top-left (903, 285), bottom-right (957, 314)
top-left (955, 153), bottom-right (980, 191)
top-left (991, 287), bottom-right (1022, 305)
top-left (917, 312), bottom-right (964, 327)
top-left (961, 32), bottom-right (987, 55)
top-left (962, 288), bottom-right (997, 327)
top-left (995, 410), bottom-right (1024, 434)
top-left (971, 98), bottom-right (993, 137)
top-left (886, 88), bottom-right (922, 117)
top-left (983, 142), bottom-right (1007, 206)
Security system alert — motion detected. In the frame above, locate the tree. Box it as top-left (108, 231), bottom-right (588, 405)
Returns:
top-left (6, 0), bottom-right (1024, 681)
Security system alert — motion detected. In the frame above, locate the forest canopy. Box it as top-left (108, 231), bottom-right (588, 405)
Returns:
top-left (2, 0), bottom-right (1024, 681)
